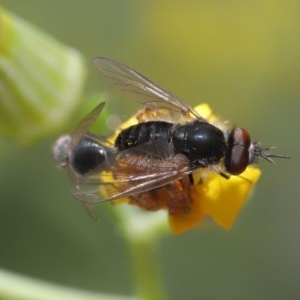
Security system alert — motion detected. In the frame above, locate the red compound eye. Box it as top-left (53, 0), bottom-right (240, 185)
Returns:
top-left (225, 128), bottom-right (251, 175)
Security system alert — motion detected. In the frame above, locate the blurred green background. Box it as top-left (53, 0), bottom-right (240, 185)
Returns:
top-left (1, 1), bottom-right (299, 299)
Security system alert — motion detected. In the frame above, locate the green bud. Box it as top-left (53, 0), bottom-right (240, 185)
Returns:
top-left (0, 8), bottom-right (86, 144)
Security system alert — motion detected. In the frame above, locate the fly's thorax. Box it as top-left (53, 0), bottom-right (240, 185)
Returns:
top-left (171, 120), bottom-right (226, 165)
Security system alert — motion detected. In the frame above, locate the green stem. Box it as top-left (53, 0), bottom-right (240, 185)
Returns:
top-left (107, 204), bottom-right (169, 300)
top-left (0, 268), bottom-right (135, 300)
top-left (129, 240), bottom-right (167, 300)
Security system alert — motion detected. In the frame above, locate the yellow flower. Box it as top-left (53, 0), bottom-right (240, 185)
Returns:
top-left (169, 167), bottom-right (260, 234)
top-left (107, 104), bottom-right (261, 234)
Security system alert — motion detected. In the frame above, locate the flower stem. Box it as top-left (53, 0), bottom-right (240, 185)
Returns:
top-left (0, 268), bottom-right (135, 300)
top-left (129, 239), bottom-right (167, 300)
top-left (107, 203), bottom-right (169, 300)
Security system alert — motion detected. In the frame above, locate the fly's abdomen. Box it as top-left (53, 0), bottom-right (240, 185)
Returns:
top-left (115, 121), bottom-right (173, 150)
top-left (70, 137), bottom-right (112, 175)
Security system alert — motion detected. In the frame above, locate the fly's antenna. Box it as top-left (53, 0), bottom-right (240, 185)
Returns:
top-left (260, 146), bottom-right (290, 163)
top-left (250, 143), bottom-right (291, 164)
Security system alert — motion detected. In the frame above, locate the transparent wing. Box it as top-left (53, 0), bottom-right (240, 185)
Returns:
top-left (71, 102), bottom-right (106, 146)
top-left (73, 164), bottom-right (192, 204)
top-left (71, 141), bottom-right (193, 204)
top-left (93, 57), bottom-right (204, 123)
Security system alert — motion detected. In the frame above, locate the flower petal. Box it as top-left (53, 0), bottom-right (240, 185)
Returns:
top-left (200, 167), bottom-right (261, 229)
top-left (168, 167), bottom-right (260, 234)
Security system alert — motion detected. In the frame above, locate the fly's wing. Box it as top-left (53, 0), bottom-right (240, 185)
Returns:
top-left (72, 140), bottom-right (194, 204)
top-left (93, 57), bottom-right (205, 123)
top-left (73, 168), bottom-right (185, 203)
top-left (71, 102), bottom-right (106, 147)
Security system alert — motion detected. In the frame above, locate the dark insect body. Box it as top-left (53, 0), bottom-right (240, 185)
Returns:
top-left (115, 120), bottom-right (228, 169)
top-left (70, 136), bottom-right (112, 175)
top-left (52, 57), bottom-right (290, 221)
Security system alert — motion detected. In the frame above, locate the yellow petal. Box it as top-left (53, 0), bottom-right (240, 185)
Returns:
top-left (200, 167), bottom-right (261, 229)
top-left (194, 103), bottom-right (212, 119)
top-left (168, 183), bottom-right (206, 234)
top-left (168, 167), bottom-right (260, 234)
